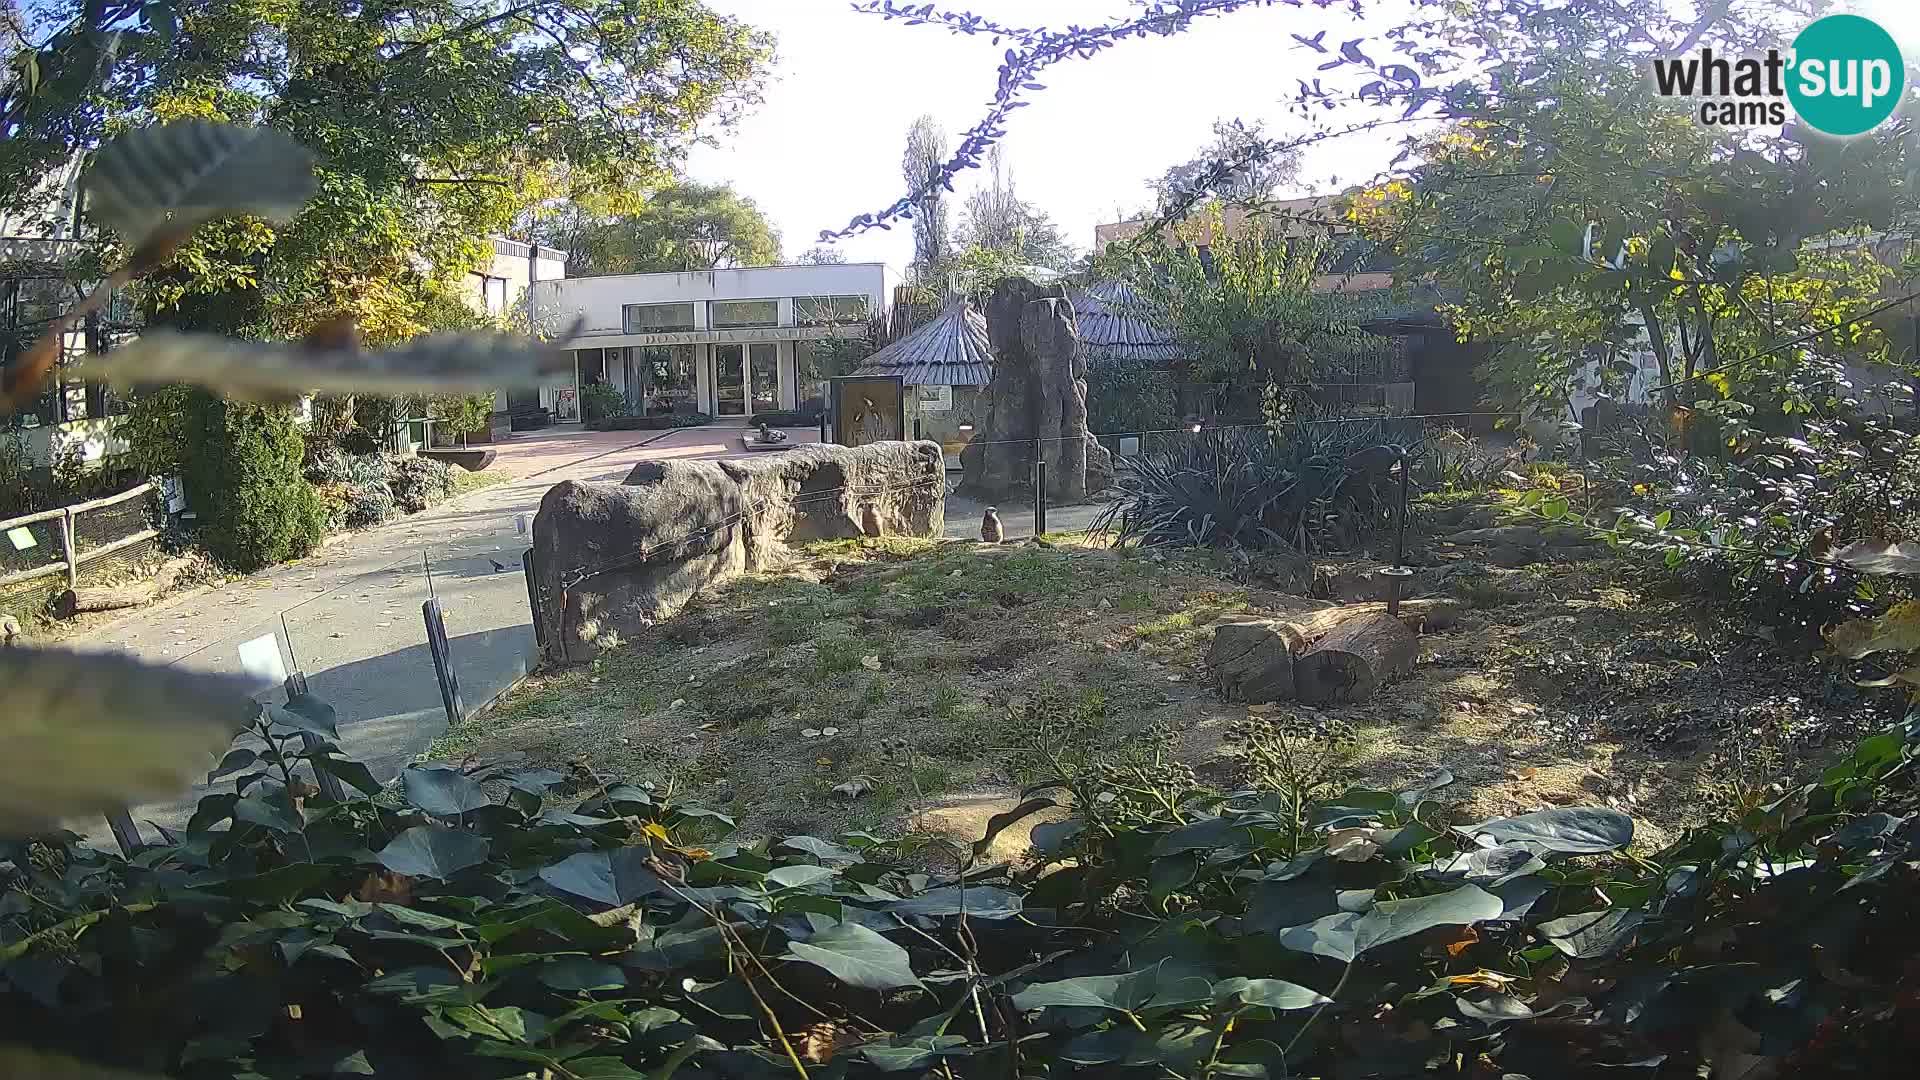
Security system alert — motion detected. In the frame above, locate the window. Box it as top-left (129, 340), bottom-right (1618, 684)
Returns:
top-left (639, 345), bottom-right (698, 415)
top-left (469, 272), bottom-right (508, 316)
top-left (795, 294), bottom-right (869, 326)
top-left (709, 299), bottom-right (779, 329)
top-left (624, 302), bottom-right (696, 333)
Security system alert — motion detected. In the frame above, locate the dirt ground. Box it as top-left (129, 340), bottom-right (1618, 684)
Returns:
top-left (443, 499), bottom-right (1900, 854)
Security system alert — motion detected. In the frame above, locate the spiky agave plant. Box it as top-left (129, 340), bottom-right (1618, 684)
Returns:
top-left (1093, 428), bottom-right (1300, 549)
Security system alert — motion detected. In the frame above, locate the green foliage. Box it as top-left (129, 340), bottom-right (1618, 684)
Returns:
top-left (13, 683), bottom-right (1919, 1077)
top-left (580, 382), bottom-right (626, 425)
top-left (428, 393), bottom-right (494, 438)
top-left (115, 383), bottom-right (198, 478)
top-left (1115, 206), bottom-right (1396, 385)
top-left (1095, 422), bottom-right (1414, 553)
top-left (1087, 362), bottom-right (1180, 435)
top-left (1344, 1), bottom-right (1909, 415)
top-left (182, 390), bottom-right (324, 570)
top-left (566, 181), bottom-right (782, 274)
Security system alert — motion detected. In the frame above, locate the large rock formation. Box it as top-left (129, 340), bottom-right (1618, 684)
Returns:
top-left (532, 441), bottom-right (944, 661)
top-left (961, 277), bottom-right (1113, 500)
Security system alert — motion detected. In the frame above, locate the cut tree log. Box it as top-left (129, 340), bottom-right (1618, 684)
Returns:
top-left (51, 557), bottom-right (190, 619)
top-left (1292, 611), bottom-right (1418, 706)
top-left (1208, 618), bottom-right (1308, 704)
top-left (1285, 598), bottom-right (1464, 637)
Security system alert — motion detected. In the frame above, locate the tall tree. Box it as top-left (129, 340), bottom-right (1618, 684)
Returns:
top-left (1153, 117), bottom-right (1301, 212)
top-left (955, 146), bottom-right (1076, 271)
top-left (902, 114), bottom-right (950, 273)
top-left (4, 1), bottom-right (772, 339)
top-left (567, 181), bottom-right (782, 275)
top-left (796, 245), bottom-right (847, 265)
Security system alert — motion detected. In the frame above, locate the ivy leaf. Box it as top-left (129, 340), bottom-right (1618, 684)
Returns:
top-left (764, 864), bottom-right (836, 891)
top-left (889, 886), bottom-right (1023, 920)
top-left (1464, 808), bottom-right (1635, 854)
top-left (271, 693), bottom-right (338, 737)
top-left (376, 825), bottom-right (489, 880)
top-left (208, 748), bottom-right (257, 781)
top-left (1281, 885), bottom-right (1503, 963)
top-left (314, 754), bottom-right (382, 795)
top-left (783, 922), bottom-right (923, 990)
top-left (539, 849), bottom-right (665, 907)
top-left (402, 764), bottom-right (491, 817)
top-left (858, 1036), bottom-right (972, 1072)
top-left (1212, 977), bottom-right (1330, 1010)
top-left (0, 647), bottom-right (257, 829)
top-left (1537, 907), bottom-right (1646, 959)
top-left (777, 836), bottom-right (862, 864)
top-left (1010, 972), bottom-right (1134, 1011)
top-left (233, 786), bottom-right (304, 833)
top-left (82, 121), bottom-right (317, 253)
top-left (539, 957), bottom-right (628, 993)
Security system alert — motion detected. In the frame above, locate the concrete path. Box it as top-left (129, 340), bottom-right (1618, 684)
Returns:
top-left (72, 427), bottom-right (1110, 841)
top-left (71, 425), bottom-right (711, 839)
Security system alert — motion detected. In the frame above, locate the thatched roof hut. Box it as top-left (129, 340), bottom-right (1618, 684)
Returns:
top-left (1070, 279), bottom-right (1180, 365)
top-left (852, 299), bottom-right (993, 386)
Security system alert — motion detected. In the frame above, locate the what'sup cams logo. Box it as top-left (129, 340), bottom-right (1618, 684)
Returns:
top-left (1651, 14), bottom-right (1907, 136)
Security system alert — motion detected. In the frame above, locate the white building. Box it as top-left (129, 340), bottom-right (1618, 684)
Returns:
top-left (533, 263), bottom-right (894, 422)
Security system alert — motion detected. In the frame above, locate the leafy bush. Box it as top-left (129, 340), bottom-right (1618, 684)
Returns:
top-left (429, 393), bottom-right (495, 439)
top-left (1087, 361), bottom-right (1180, 436)
top-left (1095, 421), bottom-right (1416, 552)
top-left (389, 455), bottom-right (454, 513)
top-left (581, 382), bottom-right (626, 425)
top-left (183, 391), bottom-right (325, 571)
top-left (9, 685), bottom-right (1920, 1078)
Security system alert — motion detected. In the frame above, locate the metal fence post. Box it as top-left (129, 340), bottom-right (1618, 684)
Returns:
top-left (522, 547), bottom-right (546, 651)
top-left (424, 598), bottom-right (465, 727)
top-left (284, 670), bottom-right (347, 803)
top-left (1032, 437), bottom-right (1048, 536)
top-left (103, 809), bottom-right (142, 856)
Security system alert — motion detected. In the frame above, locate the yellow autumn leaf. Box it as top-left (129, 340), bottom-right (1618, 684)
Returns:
top-left (1826, 600), bottom-right (1920, 659)
top-left (1447, 970), bottom-right (1517, 990)
top-left (641, 821), bottom-right (673, 844)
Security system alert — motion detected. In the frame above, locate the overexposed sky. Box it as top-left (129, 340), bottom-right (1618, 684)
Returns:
top-left (685, 0), bottom-right (1920, 274)
top-left (684, 0), bottom-right (1408, 271)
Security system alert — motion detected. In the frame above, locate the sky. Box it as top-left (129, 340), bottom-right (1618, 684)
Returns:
top-left (684, 0), bottom-right (1920, 276)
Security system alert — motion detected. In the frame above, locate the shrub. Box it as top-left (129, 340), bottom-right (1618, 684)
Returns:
top-left (1095, 420), bottom-right (1414, 552)
top-left (1087, 361), bottom-right (1180, 435)
top-left (580, 382), bottom-right (626, 424)
top-left (389, 455), bottom-right (454, 513)
top-left (182, 391), bottom-right (325, 571)
top-left (429, 393), bottom-right (495, 439)
top-left (7, 685), bottom-right (1918, 1077)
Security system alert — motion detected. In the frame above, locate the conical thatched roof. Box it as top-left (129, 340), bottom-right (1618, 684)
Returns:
top-left (852, 299), bottom-right (993, 386)
top-left (1071, 279), bottom-right (1181, 365)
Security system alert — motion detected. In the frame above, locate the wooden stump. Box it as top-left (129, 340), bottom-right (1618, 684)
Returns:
top-left (1292, 611), bottom-right (1418, 706)
top-left (1208, 619), bottom-right (1307, 704)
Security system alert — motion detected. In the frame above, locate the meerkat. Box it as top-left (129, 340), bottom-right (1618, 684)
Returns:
top-left (861, 503), bottom-right (883, 537)
top-left (981, 506), bottom-right (1004, 543)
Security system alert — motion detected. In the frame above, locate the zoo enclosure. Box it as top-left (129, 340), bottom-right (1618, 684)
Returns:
top-left (0, 481), bottom-right (159, 592)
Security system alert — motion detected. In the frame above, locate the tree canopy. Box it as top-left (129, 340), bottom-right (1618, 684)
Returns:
top-left (1153, 117), bottom-right (1301, 212)
top-left (3, 0), bottom-right (772, 338)
top-left (954, 146), bottom-right (1075, 272)
top-left (902, 114), bottom-right (951, 274)
top-left (561, 181), bottom-right (783, 275)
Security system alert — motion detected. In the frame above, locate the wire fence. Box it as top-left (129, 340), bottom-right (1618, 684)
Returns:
top-left (0, 482), bottom-right (161, 617)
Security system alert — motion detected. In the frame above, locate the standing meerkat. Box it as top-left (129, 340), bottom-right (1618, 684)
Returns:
top-left (861, 503), bottom-right (883, 537)
top-left (981, 506), bottom-right (1004, 544)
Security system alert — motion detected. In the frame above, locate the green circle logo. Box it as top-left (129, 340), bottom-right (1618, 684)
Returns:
top-left (1787, 14), bottom-right (1906, 137)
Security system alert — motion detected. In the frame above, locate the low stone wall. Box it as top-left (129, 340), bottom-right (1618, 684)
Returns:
top-left (532, 440), bottom-right (945, 661)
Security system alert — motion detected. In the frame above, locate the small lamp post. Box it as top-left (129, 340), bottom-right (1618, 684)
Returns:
top-left (1347, 445), bottom-right (1415, 615)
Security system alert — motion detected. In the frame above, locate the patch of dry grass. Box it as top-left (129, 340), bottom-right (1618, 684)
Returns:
top-left (436, 520), bottom-right (1890, 854)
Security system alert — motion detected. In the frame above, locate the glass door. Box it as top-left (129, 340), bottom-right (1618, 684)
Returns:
top-left (715, 344), bottom-right (747, 417)
top-left (749, 342), bottom-right (780, 415)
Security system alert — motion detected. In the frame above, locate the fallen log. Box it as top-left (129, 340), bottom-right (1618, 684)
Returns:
top-left (1208, 619), bottom-right (1308, 704)
top-left (1292, 611), bottom-right (1418, 706)
top-left (1286, 598), bottom-right (1464, 636)
top-left (52, 558), bottom-right (189, 619)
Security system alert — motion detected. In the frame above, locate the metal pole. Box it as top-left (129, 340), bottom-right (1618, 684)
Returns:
top-left (1393, 447), bottom-right (1409, 568)
top-left (60, 508), bottom-right (77, 589)
top-left (284, 670), bottom-right (347, 803)
top-left (1032, 438), bottom-right (1047, 536)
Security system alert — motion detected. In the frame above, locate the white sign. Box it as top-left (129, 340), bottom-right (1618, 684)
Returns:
top-left (1117, 436), bottom-right (1142, 457)
top-left (6, 526), bottom-right (37, 551)
top-left (918, 385), bottom-right (953, 413)
top-left (237, 633), bottom-right (288, 690)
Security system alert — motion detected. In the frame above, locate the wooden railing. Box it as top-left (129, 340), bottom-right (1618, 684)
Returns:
top-left (0, 482), bottom-right (158, 590)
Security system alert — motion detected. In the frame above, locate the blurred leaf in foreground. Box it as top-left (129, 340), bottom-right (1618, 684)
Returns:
top-left (0, 648), bottom-right (258, 830)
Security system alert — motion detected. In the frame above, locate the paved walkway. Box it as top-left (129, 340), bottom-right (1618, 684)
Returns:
top-left (73, 427), bottom-right (1105, 840)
